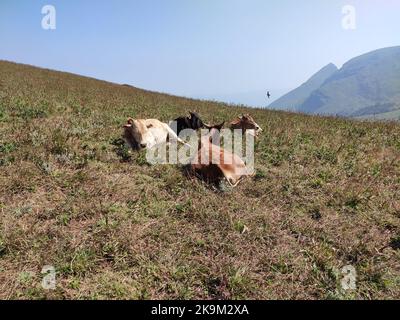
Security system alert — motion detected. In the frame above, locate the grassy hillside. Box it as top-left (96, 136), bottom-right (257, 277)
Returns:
top-left (0, 61), bottom-right (399, 300)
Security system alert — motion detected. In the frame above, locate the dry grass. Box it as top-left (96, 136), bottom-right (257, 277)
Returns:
top-left (0, 60), bottom-right (399, 300)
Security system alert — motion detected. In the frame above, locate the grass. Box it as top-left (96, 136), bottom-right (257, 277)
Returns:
top-left (0, 60), bottom-right (399, 300)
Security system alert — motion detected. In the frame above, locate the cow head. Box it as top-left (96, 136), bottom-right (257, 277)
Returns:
top-left (123, 118), bottom-right (156, 150)
top-left (231, 114), bottom-right (262, 137)
top-left (204, 121), bottom-right (225, 131)
top-left (188, 111), bottom-right (205, 130)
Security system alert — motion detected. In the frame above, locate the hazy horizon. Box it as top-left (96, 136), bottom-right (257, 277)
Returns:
top-left (1, 0), bottom-right (399, 107)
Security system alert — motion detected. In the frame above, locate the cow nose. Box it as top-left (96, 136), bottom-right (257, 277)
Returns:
top-left (140, 143), bottom-right (147, 149)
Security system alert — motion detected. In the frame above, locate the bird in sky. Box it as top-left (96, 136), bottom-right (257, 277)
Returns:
top-left (267, 91), bottom-right (271, 99)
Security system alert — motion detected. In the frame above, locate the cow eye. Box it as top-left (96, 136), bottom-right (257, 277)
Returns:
top-left (146, 124), bottom-right (153, 128)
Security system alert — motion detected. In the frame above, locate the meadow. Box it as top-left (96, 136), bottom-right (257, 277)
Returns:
top-left (0, 61), bottom-right (399, 299)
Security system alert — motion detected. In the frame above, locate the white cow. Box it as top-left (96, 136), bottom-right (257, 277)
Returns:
top-left (123, 117), bottom-right (188, 150)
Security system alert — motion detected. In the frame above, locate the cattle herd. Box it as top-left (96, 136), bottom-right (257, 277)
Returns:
top-left (122, 112), bottom-right (262, 187)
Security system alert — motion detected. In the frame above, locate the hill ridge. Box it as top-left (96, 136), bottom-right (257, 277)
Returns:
top-left (269, 63), bottom-right (338, 111)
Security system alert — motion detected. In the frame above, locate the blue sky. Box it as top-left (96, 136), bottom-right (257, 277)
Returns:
top-left (0, 0), bottom-right (399, 106)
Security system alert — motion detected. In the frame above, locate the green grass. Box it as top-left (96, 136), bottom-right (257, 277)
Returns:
top-left (0, 60), bottom-right (399, 300)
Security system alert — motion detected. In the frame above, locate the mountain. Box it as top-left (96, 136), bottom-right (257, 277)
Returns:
top-left (271, 46), bottom-right (400, 120)
top-left (268, 63), bottom-right (338, 111)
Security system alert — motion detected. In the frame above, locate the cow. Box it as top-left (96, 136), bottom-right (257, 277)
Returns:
top-left (171, 111), bottom-right (206, 135)
top-left (204, 121), bottom-right (225, 132)
top-left (190, 126), bottom-right (253, 187)
top-left (122, 117), bottom-right (188, 150)
top-left (229, 114), bottom-right (262, 137)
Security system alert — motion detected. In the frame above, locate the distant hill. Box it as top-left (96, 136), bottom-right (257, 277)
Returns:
top-left (271, 46), bottom-right (400, 120)
top-left (269, 63), bottom-right (338, 111)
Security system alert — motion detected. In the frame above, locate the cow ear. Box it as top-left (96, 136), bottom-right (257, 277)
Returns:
top-left (127, 117), bottom-right (134, 124)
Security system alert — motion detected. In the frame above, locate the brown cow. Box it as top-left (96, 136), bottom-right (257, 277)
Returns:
top-left (190, 126), bottom-right (253, 187)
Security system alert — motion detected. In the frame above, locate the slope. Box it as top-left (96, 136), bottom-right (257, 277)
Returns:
top-left (0, 61), bottom-right (399, 299)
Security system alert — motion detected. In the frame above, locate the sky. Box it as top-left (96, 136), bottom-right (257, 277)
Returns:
top-left (0, 0), bottom-right (399, 107)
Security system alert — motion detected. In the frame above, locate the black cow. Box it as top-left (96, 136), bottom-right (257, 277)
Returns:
top-left (172, 111), bottom-right (206, 135)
